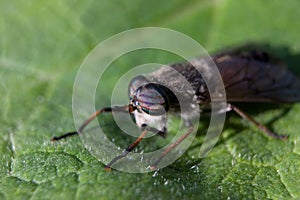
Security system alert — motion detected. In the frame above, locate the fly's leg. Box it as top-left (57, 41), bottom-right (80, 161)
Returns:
top-left (51, 131), bottom-right (79, 141)
top-left (228, 103), bottom-right (288, 140)
top-left (149, 125), bottom-right (194, 170)
top-left (104, 129), bottom-right (148, 171)
top-left (51, 106), bottom-right (132, 141)
top-left (105, 125), bottom-right (166, 171)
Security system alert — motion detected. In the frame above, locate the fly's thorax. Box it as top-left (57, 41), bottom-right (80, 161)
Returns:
top-left (147, 62), bottom-right (212, 106)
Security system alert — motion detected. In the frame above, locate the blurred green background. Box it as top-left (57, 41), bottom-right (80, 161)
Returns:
top-left (1, 0), bottom-right (300, 199)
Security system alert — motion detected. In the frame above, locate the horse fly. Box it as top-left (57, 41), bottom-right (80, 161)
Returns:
top-left (52, 46), bottom-right (300, 171)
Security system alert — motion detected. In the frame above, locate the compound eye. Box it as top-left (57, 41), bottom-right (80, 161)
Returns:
top-left (136, 83), bottom-right (168, 115)
top-left (128, 75), bottom-right (149, 98)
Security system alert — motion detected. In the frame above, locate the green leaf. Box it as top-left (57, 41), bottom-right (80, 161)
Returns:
top-left (1, 0), bottom-right (300, 199)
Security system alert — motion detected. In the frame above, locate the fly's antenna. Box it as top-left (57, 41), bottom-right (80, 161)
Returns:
top-left (51, 105), bottom-right (135, 141)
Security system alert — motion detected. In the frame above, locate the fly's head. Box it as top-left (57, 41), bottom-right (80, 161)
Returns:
top-left (128, 75), bottom-right (169, 132)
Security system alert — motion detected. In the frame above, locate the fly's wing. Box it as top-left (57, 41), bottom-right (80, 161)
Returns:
top-left (213, 52), bottom-right (300, 103)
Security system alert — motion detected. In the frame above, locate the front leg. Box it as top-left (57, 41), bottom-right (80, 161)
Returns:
top-left (149, 125), bottom-right (194, 170)
top-left (104, 124), bottom-right (167, 171)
